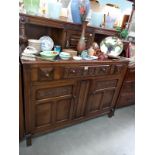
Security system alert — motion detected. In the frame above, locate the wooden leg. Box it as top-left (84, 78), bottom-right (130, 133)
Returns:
top-left (108, 109), bottom-right (114, 118)
top-left (25, 134), bottom-right (32, 146)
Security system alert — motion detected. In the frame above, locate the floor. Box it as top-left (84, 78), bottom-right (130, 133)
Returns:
top-left (19, 106), bottom-right (135, 155)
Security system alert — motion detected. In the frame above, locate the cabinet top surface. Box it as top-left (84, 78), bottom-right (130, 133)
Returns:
top-left (20, 58), bottom-right (129, 65)
top-left (19, 13), bottom-right (117, 33)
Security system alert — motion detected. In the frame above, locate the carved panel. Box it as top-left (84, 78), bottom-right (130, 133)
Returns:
top-left (89, 93), bottom-right (103, 112)
top-left (63, 65), bottom-right (112, 78)
top-left (95, 65), bottom-right (111, 76)
top-left (38, 67), bottom-right (54, 81)
top-left (96, 80), bottom-right (117, 90)
top-left (56, 99), bottom-right (71, 122)
top-left (101, 90), bottom-right (115, 108)
top-left (75, 80), bottom-right (89, 118)
top-left (35, 103), bottom-right (51, 127)
top-left (36, 86), bottom-right (72, 100)
top-left (111, 64), bottom-right (125, 74)
top-left (63, 67), bottom-right (84, 78)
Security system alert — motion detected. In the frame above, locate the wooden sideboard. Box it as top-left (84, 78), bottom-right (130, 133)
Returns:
top-left (21, 59), bottom-right (128, 146)
top-left (19, 13), bottom-right (135, 145)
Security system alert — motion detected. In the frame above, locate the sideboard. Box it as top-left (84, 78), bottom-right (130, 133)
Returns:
top-left (21, 59), bottom-right (128, 146)
top-left (19, 13), bottom-right (135, 145)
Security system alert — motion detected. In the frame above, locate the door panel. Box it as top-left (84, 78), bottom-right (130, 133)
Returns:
top-left (31, 81), bottom-right (77, 132)
top-left (74, 80), bottom-right (90, 118)
top-left (86, 79), bottom-right (118, 115)
top-left (35, 103), bottom-right (52, 126)
top-left (56, 98), bottom-right (72, 122)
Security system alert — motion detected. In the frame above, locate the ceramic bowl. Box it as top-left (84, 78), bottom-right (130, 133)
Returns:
top-left (59, 52), bottom-right (71, 60)
top-left (40, 51), bottom-right (58, 60)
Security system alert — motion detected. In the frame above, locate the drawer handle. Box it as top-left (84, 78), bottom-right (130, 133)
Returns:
top-left (71, 69), bottom-right (76, 73)
top-left (45, 73), bottom-right (50, 77)
top-left (101, 68), bottom-right (106, 71)
top-left (73, 95), bottom-right (76, 99)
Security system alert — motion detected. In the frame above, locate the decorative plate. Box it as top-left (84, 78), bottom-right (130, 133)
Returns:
top-left (39, 36), bottom-right (54, 51)
top-left (100, 36), bottom-right (123, 57)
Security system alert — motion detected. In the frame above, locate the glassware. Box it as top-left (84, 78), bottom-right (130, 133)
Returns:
top-left (48, 1), bottom-right (62, 19)
top-left (23, 0), bottom-right (40, 15)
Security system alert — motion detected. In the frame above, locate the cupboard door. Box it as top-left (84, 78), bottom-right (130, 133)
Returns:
top-left (74, 80), bottom-right (90, 119)
top-left (31, 81), bottom-right (77, 133)
top-left (65, 30), bottom-right (93, 49)
top-left (86, 79), bottom-right (118, 115)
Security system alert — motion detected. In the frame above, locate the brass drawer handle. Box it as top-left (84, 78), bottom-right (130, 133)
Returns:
top-left (101, 68), bottom-right (106, 71)
top-left (45, 73), bottom-right (50, 77)
top-left (71, 69), bottom-right (76, 73)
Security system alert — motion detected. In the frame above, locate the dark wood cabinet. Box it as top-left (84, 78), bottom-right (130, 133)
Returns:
top-left (21, 60), bottom-right (128, 145)
top-left (19, 13), bottom-right (134, 146)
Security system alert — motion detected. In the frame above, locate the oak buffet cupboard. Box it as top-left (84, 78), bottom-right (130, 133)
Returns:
top-left (19, 13), bottom-right (135, 146)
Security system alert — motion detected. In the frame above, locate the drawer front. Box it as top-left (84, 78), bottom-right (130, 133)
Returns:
top-left (63, 64), bottom-right (125, 79)
top-left (31, 67), bottom-right (55, 82)
top-left (38, 67), bottom-right (54, 81)
top-left (30, 63), bottom-right (127, 81)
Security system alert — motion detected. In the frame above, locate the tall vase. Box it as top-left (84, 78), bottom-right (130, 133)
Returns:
top-left (77, 21), bottom-right (88, 55)
top-left (71, 0), bottom-right (90, 24)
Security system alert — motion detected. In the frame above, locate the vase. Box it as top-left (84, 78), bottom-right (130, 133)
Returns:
top-left (77, 21), bottom-right (88, 55)
top-left (71, 0), bottom-right (90, 24)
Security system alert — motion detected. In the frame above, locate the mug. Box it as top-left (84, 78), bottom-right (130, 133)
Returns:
top-left (54, 45), bottom-right (61, 53)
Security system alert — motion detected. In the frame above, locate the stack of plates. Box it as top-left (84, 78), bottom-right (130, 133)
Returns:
top-left (28, 39), bottom-right (41, 53)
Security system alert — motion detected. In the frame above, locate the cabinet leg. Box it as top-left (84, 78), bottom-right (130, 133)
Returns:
top-left (108, 109), bottom-right (114, 118)
top-left (25, 134), bottom-right (32, 146)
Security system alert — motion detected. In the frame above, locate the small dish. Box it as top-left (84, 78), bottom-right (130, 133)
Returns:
top-left (59, 52), bottom-right (71, 60)
top-left (73, 56), bottom-right (82, 61)
top-left (39, 36), bottom-right (54, 51)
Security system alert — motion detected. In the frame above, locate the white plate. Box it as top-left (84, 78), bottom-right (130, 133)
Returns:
top-left (39, 36), bottom-right (54, 51)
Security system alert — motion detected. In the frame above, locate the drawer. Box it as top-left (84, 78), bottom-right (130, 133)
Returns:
top-left (63, 65), bottom-right (111, 78)
top-left (63, 64), bottom-right (126, 79)
top-left (30, 63), bottom-right (127, 81)
top-left (31, 67), bottom-right (55, 82)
